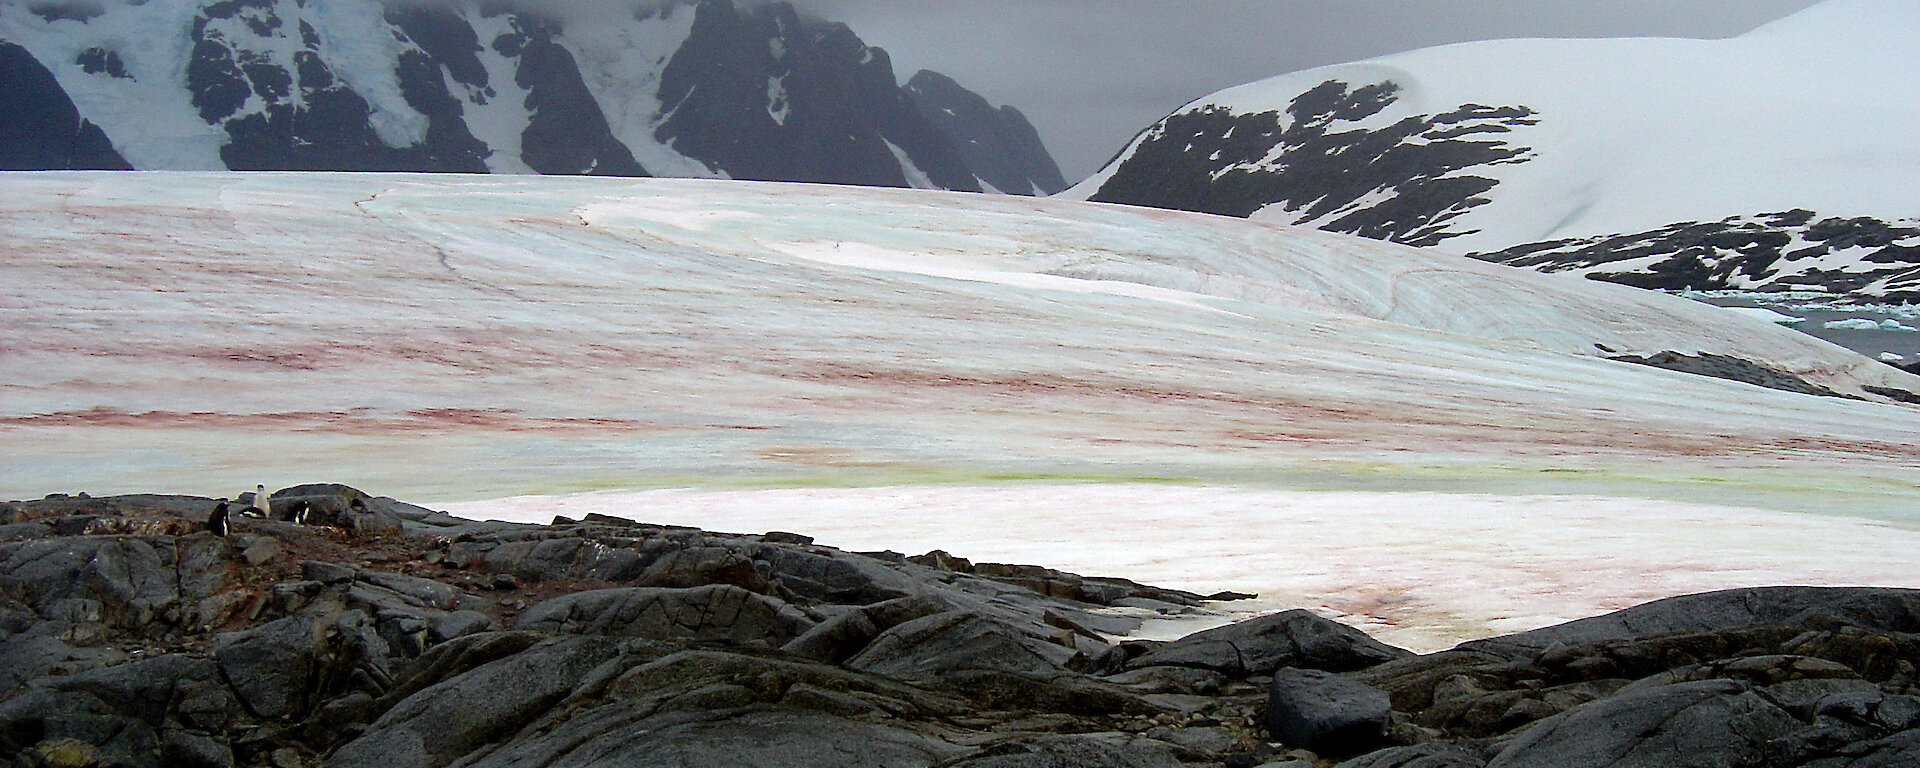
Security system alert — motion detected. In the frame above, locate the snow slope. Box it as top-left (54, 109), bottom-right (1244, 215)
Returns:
top-left (1069, 0), bottom-right (1920, 270)
top-left (8, 171), bottom-right (1920, 647)
top-left (3, 171), bottom-right (1918, 495)
top-left (449, 486), bottom-right (1920, 652)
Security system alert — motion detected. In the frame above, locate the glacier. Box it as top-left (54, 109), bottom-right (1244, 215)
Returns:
top-left (4, 171), bottom-right (1919, 649)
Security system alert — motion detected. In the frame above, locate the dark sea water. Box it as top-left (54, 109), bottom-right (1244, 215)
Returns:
top-left (1685, 291), bottom-right (1920, 369)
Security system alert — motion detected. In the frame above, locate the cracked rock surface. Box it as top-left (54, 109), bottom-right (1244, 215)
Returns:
top-left (3, 487), bottom-right (1917, 768)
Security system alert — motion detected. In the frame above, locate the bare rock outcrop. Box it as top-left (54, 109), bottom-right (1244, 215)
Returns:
top-left (4, 487), bottom-right (1918, 768)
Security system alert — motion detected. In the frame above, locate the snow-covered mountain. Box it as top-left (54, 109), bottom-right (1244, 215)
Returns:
top-left (1067, 0), bottom-right (1920, 301)
top-left (0, 0), bottom-right (1064, 193)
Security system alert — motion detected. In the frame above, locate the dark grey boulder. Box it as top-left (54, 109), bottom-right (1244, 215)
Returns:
top-left (1102, 664), bottom-right (1229, 695)
top-left (1, 493), bottom-right (216, 521)
top-left (214, 613), bottom-right (333, 720)
top-left (0, 536), bottom-right (185, 630)
top-left (1812, 729), bottom-right (1920, 768)
top-left (1461, 587), bottom-right (1920, 658)
top-left (777, 595), bottom-right (959, 666)
top-left (440, 649), bottom-right (968, 767)
top-left (270, 484), bottom-right (409, 535)
top-left (1129, 609), bottom-right (1410, 677)
top-left (303, 561), bottom-right (357, 585)
top-left (0, 654), bottom-right (239, 768)
top-left (603, 649), bottom-right (961, 717)
top-left (757, 545), bottom-right (917, 604)
top-left (936, 668), bottom-right (1156, 716)
top-left (513, 584), bottom-right (813, 647)
top-left (1142, 725), bottom-right (1239, 760)
top-left (0, 520), bottom-right (53, 541)
top-left (0, 632), bottom-right (126, 699)
top-left (429, 610), bottom-right (495, 643)
top-left (942, 732), bottom-right (1183, 768)
top-left (326, 635), bottom-right (628, 768)
top-left (636, 545), bottom-right (775, 593)
top-left (862, 593), bottom-right (961, 629)
top-left (354, 570), bottom-right (460, 611)
top-left (1266, 668), bottom-right (1395, 759)
top-left (1335, 743), bottom-right (1487, 768)
top-left (1483, 679), bottom-right (1800, 768)
top-left (452, 534), bottom-right (643, 583)
top-left (370, 630), bottom-right (548, 711)
top-left (780, 608), bottom-right (880, 663)
top-left (465, 707), bottom-right (964, 768)
top-left (845, 610), bottom-right (1072, 679)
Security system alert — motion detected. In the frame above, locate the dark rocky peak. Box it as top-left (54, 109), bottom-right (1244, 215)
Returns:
top-left (656, 0), bottom-right (978, 190)
top-left (907, 68), bottom-right (1067, 195)
top-left (0, 40), bottom-right (131, 170)
top-left (1285, 78), bottom-right (1400, 132)
top-left (384, 3), bottom-right (489, 91)
top-left (26, 1), bottom-right (106, 23)
top-left (1091, 77), bottom-right (1536, 247)
top-left (74, 46), bottom-right (130, 79)
top-left (500, 11), bottom-right (649, 176)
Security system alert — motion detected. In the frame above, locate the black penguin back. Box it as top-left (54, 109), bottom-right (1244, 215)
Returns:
top-left (207, 501), bottom-right (231, 537)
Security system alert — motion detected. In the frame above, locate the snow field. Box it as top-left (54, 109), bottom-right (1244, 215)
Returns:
top-left (6, 171), bottom-right (1920, 650)
top-left (447, 484), bottom-right (1920, 652)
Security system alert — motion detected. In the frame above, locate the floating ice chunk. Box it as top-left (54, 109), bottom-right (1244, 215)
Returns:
top-left (1829, 318), bottom-right (1920, 332)
top-left (1880, 352), bottom-right (1907, 362)
top-left (1721, 306), bottom-right (1804, 325)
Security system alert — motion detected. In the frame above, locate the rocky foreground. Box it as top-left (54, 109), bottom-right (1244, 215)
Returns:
top-left (2, 487), bottom-right (1917, 768)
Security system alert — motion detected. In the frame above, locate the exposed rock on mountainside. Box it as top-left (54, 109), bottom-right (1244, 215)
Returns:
top-left (0, 41), bottom-right (128, 171)
top-left (906, 69), bottom-right (1067, 195)
top-left (1475, 212), bottom-right (1920, 303)
top-left (4, 488), bottom-right (1918, 767)
top-left (1083, 82), bottom-right (1536, 248)
top-left (0, 0), bottom-right (1059, 192)
top-left (655, 0), bottom-right (971, 190)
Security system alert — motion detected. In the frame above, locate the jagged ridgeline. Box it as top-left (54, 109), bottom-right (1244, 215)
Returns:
top-left (0, 0), bottom-right (1065, 193)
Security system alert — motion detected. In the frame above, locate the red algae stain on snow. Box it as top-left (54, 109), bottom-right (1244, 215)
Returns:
top-left (0, 408), bottom-right (350, 429)
top-left (0, 408), bottom-right (676, 435)
top-left (1758, 435), bottom-right (1920, 463)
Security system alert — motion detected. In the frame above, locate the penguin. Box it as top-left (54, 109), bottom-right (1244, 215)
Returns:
top-left (246, 484), bottom-right (271, 519)
top-left (287, 500), bottom-right (311, 526)
top-left (206, 501), bottom-right (231, 537)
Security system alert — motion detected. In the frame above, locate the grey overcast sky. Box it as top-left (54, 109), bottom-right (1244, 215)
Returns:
top-left (795, 1), bottom-right (1826, 183)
